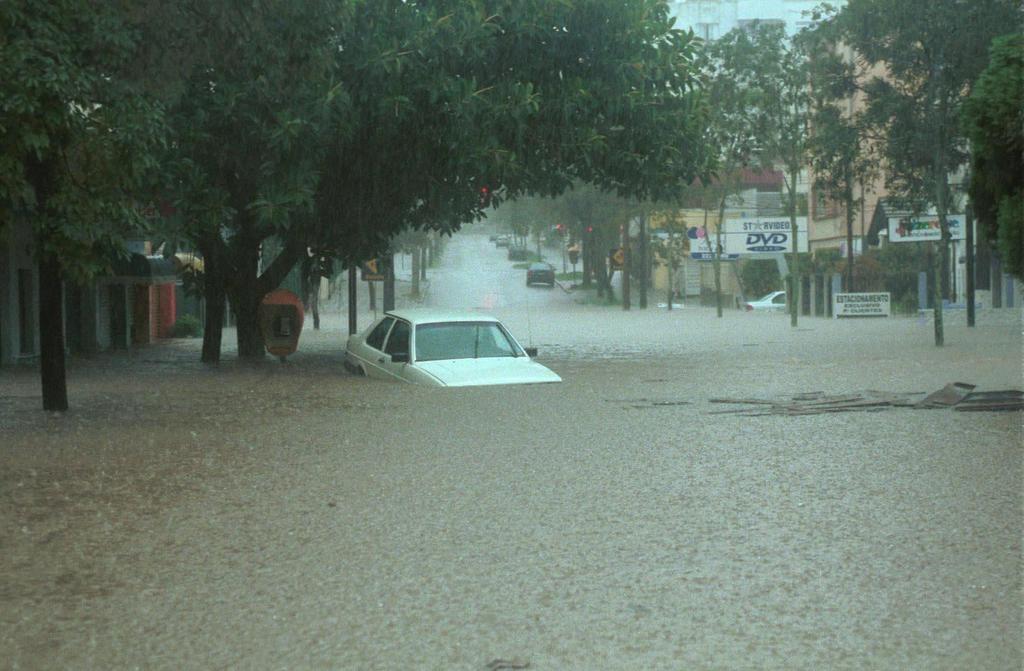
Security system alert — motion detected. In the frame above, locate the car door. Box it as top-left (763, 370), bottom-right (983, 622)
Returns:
top-left (771, 292), bottom-right (787, 312)
top-left (380, 319), bottom-right (412, 382)
top-left (355, 316), bottom-right (395, 378)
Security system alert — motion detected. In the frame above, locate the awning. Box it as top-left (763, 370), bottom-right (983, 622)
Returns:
top-left (867, 199), bottom-right (935, 246)
top-left (108, 253), bottom-right (178, 285)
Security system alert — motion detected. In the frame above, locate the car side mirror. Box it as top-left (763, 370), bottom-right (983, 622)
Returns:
top-left (391, 352), bottom-right (410, 363)
top-left (524, 347), bottom-right (538, 357)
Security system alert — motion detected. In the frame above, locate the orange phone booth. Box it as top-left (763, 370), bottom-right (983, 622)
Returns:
top-left (258, 289), bottom-right (305, 360)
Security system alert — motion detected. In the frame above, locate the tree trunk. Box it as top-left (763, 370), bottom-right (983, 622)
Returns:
top-left (201, 272), bottom-right (225, 364)
top-left (713, 197), bottom-right (727, 318)
top-left (26, 155), bottom-right (68, 411)
top-left (845, 179), bottom-right (855, 292)
top-left (581, 224), bottom-right (592, 287)
top-left (310, 276), bottom-right (320, 330)
top-left (411, 248), bottom-right (420, 297)
top-left (347, 266), bottom-right (358, 335)
top-left (231, 235), bottom-right (265, 360)
top-left (788, 169), bottom-right (800, 328)
top-left (419, 246), bottom-right (427, 280)
top-left (383, 255), bottom-right (395, 311)
top-left (39, 240), bottom-right (68, 412)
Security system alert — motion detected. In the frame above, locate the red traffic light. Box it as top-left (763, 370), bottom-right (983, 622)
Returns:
top-left (586, 226), bottom-right (593, 233)
top-left (555, 223), bottom-right (563, 232)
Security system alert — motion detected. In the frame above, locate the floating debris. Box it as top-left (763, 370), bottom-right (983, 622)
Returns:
top-left (955, 390), bottom-right (1024, 412)
top-left (486, 660), bottom-right (530, 670)
top-left (914, 382), bottom-right (976, 408)
top-left (708, 384), bottom-right (1021, 416)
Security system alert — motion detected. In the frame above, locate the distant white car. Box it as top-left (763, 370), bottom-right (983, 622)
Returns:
top-left (344, 309), bottom-right (561, 387)
top-left (743, 291), bottom-right (787, 312)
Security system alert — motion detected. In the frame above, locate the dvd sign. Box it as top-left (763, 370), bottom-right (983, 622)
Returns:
top-left (725, 217), bottom-right (808, 255)
top-left (746, 232), bottom-right (790, 252)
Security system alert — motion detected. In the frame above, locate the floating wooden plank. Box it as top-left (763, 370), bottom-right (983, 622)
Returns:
top-left (914, 382), bottom-right (977, 408)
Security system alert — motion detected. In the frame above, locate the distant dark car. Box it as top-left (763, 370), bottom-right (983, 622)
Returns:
top-left (526, 262), bottom-right (555, 287)
top-left (507, 246), bottom-right (530, 261)
top-left (495, 235), bottom-right (511, 248)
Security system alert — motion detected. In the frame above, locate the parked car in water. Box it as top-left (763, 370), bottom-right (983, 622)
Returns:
top-left (495, 234), bottom-right (511, 247)
top-left (526, 262), bottom-right (555, 287)
top-left (743, 291), bottom-right (787, 312)
top-left (344, 309), bottom-right (561, 387)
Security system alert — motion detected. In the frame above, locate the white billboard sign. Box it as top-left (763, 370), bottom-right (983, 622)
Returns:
top-left (834, 292), bottom-right (891, 318)
top-left (724, 217), bottom-right (809, 255)
top-left (887, 214), bottom-right (965, 242)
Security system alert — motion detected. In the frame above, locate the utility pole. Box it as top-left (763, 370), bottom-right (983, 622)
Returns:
top-left (639, 215), bottom-right (648, 309)
top-left (622, 223), bottom-right (631, 310)
top-left (966, 203), bottom-right (975, 327)
top-left (347, 266), bottom-right (357, 335)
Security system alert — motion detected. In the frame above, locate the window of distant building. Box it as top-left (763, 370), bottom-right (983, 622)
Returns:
top-left (695, 22), bottom-right (718, 40)
top-left (738, 18), bottom-right (785, 32)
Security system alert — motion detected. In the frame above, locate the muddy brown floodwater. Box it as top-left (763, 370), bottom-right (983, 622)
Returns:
top-left (1, 233), bottom-right (1022, 670)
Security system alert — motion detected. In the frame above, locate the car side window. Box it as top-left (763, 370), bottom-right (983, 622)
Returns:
top-left (384, 320), bottom-right (410, 357)
top-left (366, 317), bottom-right (395, 351)
top-left (773, 294), bottom-right (786, 305)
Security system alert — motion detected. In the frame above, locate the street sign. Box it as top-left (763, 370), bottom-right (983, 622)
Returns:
top-left (887, 215), bottom-right (966, 242)
top-left (567, 244), bottom-right (580, 265)
top-left (834, 292), bottom-right (891, 318)
top-left (360, 258), bottom-right (389, 281)
top-left (609, 247), bottom-right (625, 269)
top-left (690, 252), bottom-right (739, 261)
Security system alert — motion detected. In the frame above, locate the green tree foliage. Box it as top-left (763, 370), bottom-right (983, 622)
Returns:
top-left (708, 23), bottom-right (812, 324)
top-left (964, 34), bottom-right (1024, 280)
top-left (1, 0), bottom-right (168, 410)
top-left (833, 0), bottom-right (1021, 344)
top-left (160, 0), bottom-right (346, 361)
top-left (163, 0), bottom-right (708, 361)
top-left (802, 12), bottom-right (877, 291)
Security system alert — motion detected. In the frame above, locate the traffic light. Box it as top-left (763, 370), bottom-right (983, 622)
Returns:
top-left (555, 223), bottom-right (564, 235)
top-left (478, 186), bottom-right (490, 206)
top-left (586, 225), bottom-right (593, 233)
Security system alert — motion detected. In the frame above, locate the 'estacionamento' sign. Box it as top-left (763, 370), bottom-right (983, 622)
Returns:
top-left (834, 292), bottom-right (891, 318)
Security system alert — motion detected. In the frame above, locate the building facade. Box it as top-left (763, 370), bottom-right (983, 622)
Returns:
top-left (668, 0), bottom-right (840, 40)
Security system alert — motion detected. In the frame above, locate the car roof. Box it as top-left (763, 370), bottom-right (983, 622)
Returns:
top-left (384, 308), bottom-right (501, 325)
top-left (528, 262), bottom-right (552, 269)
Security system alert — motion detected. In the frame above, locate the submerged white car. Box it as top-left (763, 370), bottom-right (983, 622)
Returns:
top-left (344, 309), bottom-right (561, 387)
top-left (743, 290), bottom-right (787, 312)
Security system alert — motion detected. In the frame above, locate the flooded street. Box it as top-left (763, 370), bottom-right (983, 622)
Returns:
top-left (1, 232), bottom-right (1021, 670)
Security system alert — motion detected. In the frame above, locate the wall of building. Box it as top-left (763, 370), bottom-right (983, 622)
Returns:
top-left (669, 0), bottom-right (840, 39)
top-left (0, 220), bottom-right (40, 365)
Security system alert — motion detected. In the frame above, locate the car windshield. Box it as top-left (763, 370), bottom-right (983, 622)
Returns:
top-left (415, 322), bottom-right (522, 362)
top-left (758, 292), bottom-right (781, 302)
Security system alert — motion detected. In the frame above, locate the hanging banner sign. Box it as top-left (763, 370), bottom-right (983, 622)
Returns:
top-left (888, 215), bottom-right (965, 242)
top-left (834, 292), bottom-right (891, 318)
top-left (724, 217), bottom-right (809, 255)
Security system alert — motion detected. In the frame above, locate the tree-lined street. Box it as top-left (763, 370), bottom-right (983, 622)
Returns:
top-left (2, 231), bottom-right (1021, 669)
